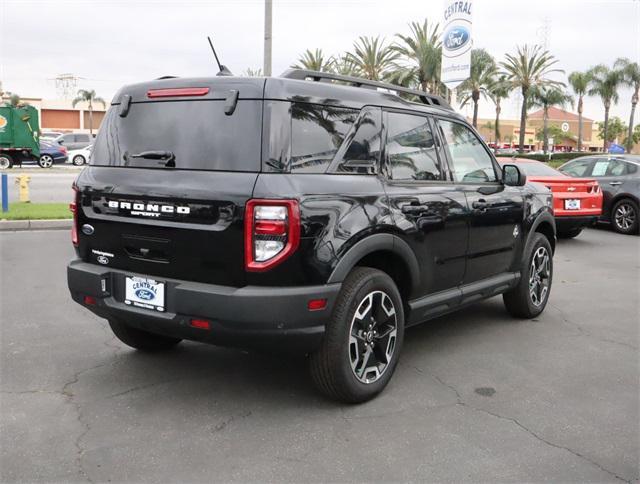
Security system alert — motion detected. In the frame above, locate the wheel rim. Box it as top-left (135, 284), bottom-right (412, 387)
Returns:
top-left (0, 157), bottom-right (9, 169)
top-left (614, 203), bottom-right (636, 231)
top-left (73, 155), bottom-right (85, 165)
top-left (348, 290), bottom-right (397, 384)
top-left (40, 155), bottom-right (53, 167)
top-left (529, 246), bottom-right (550, 307)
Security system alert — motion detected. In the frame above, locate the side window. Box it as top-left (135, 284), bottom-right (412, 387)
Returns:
top-left (387, 112), bottom-right (441, 181)
top-left (61, 134), bottom-right (74, 144)
top-left (336, 107), bottom-right (381, 173)
top-left (76, 134), bottom-right (90, 142)
top-left (439, 120), bottom-right (497, 183)
top-left (561, 159), bottom-right (593, 177)
top-left (606, 159), bottom-right (627, 176)
top-left (591, 159), bottom-right (610, 177)
top-left (290, 103), bottom-right (357, 173)
top-left (625, 162), bottom-right (638, 174)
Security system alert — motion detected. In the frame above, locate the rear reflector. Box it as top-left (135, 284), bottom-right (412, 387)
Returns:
top-left (190, 319), bottom-right (211, 330)
top-left (84, 296), bottom-right (96, 305)
top-left (147, 87), bottom-right (210, 98)
top-left (307, 299), bottom-right (327, 311)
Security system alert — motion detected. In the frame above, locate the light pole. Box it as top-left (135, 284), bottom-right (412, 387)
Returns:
top-left (263, 0), bottom-right (272, 76)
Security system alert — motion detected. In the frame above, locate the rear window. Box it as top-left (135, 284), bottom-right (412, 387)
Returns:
top-left (91, 100), bottom-right (262, 171)
top-left (504, 162), bottom-right (561, 176)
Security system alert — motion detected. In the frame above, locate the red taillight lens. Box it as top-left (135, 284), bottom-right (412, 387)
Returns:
top-left (244, 199), bottom-right (300, 272)
top-left (84, 295), bottom-right (96, 305)
top-left (147, 87), bottom-right (210, 98)
top-left (190, 319), bottom-right (211, 330)
top-left (59, 146), bottom-right (67, 154)
top-left (70, 185), bottom-right (79, 247)
top-left (307, 299), bottom-right (327, 311)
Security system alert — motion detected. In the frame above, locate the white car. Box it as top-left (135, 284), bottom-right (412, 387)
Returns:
top-left (67, 145), bottom-right (92, 166)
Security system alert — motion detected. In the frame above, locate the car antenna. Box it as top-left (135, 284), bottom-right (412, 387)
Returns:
top-left (207, 37), bottom-right (233, 76)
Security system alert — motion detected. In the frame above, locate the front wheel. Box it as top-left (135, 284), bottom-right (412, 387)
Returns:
top-left (309, 267), bottom-right (405, 403)
top-left (612, 199), bottom-right (639, 235)
top-left (503, 233), bottom-right (553, 318)
top-left (72, 154), bottom-right (86, 166)
top-left (38, 154), bottom-right (54, 168)
top-left (108, 318), bottom-right (182, 351)
top-left (0, 154), bottom-right (13, 170)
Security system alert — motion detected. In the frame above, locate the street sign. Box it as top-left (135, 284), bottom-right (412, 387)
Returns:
top-left (441, 0), bottom-right (473, 90)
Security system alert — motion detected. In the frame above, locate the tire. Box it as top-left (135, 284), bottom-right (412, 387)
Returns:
top-left (38, 154), bottom-right (54, 168)
top-left (0, 154), bottom-right (13, 170)
top-left (309, 267), bottom-right (405, 403)
top-left (503, 233), bottom-right (553, 319)
top-left (558, 228), bottom-right (582, 239)
top-left (72, 154), bottom-right (86, 166)
top-left (108, 318), bottom-right (182, 351)
top-left (611, 199), bottom-right (639, 235)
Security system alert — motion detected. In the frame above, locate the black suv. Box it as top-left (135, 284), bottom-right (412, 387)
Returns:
top-left (67, 70), bottom-right (556, 403)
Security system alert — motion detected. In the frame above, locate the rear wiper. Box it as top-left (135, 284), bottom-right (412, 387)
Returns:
top-left (125, 151), bottom-right (176, 168)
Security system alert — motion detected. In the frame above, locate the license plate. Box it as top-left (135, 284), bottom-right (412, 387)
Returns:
top-left (565, 199), bottom-right (581, 210)
top-left (125, 276), bottom-right (165, 312)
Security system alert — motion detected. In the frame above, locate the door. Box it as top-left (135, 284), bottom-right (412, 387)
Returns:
top-left (436, 118), bottom-right (525, 283)
top-left (589, 157), bottom-right (628, 216)
top-left (381, 111), bottom-right (468, 298)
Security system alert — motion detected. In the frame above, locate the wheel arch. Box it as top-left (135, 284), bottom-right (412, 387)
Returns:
top-left (529, 211), bottom-right (556, 254)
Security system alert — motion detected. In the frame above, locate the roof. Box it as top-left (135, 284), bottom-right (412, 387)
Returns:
top-left (529, 107), bottom-right (593, 122)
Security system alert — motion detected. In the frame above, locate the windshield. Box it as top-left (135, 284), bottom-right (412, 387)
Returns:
top-left (91, 100), bottom-right (262, 171)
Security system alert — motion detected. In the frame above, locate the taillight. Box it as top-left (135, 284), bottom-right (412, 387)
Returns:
top-left (588, 184), bottom-right (601, 194)
top-left (70, 185), bottom-right (79, 247)
top-left (59, 145), bottom-right (67, 154)
top-left (244, 199), bottom-right (300, 272)
top-left (147, 87), bottom-right (210, 98)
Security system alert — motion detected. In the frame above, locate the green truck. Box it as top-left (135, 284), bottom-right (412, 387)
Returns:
top-left (0, 104), bottom-right (40, 169)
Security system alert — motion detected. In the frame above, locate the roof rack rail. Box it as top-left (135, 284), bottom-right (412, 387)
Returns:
top-left (281, 69), bottom-right (452, 111)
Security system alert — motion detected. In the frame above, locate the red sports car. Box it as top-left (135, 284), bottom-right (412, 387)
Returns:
top-left (498, 158), bottom-right (603, 238)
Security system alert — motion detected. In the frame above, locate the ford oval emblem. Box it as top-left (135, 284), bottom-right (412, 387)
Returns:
top-left (81, 224), bottom-right (95, 235)
top-left (443, 26), bottom-right (470, 51)
top-left (135, 288), bottom-right (156, 301)
top-left (97, 255), bottom-right (109, 265)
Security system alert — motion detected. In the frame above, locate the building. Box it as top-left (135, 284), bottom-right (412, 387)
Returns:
top-left (0, 95), bottom-right (106, 135)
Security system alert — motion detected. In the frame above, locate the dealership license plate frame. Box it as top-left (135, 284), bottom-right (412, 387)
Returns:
top-left (125, 276), bottom-right (166, 312)
top-left (564, 199), bottom-right (581, 210)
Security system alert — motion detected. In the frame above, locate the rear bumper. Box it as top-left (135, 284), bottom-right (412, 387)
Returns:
top-left (555, 215), bottom-right (598, 232)
top-left (67, 260), bottom-right (340, 352)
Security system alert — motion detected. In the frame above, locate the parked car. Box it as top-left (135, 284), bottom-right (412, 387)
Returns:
top-left (67, 70), bottom-right (556, 403)
top-left (55, 132), bottom-right (93, 150)
top-left (559, 155), bottom-right (640, 235)
top-left (67, 145), bottom-right (92, 166)
top-left (498, 158), bottom-right (602, 238)
top-left (39, 141), bottom-right (68, 167)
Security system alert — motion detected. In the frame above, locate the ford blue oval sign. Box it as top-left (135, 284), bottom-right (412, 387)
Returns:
top-left (135, 288), bottom-right (156, 301)
top-left (444, 26), bottom-right (470, 51)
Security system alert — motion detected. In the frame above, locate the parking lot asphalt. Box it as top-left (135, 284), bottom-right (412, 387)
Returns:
top-left (1, 168), bottom-right (80, 203)
top-left (0, 228), bottom-right (638, 483)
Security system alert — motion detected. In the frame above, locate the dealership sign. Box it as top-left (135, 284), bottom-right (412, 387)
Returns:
top-left (441, 0), bottom-right (473, 89)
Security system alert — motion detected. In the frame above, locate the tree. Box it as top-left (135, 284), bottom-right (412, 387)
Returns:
top-left (614, 58), bottom-right (640, 153)
top-left (72, 89), bottom-right (106, 135)
top-left (535, 124), bottom-right (574, 146)
top-left (243, 67), bottom-right (263, 77)
top-left (291, 48), bottom-right (332, 72)
top-left (529, 86), bottom-right (574, 154)
top-left (457, 49), bottom-right (497, 127)
top-left (328, 54), bottom-right (360, 77)
top-left (588, 64), bottom-right (622, 151)
top-left (390, 19), bottom-right (442, 92)
top-left (624, 124), bottom-right (640, 150)
top-left (500, 44), bottom-right (564, 152)
top-left (487, 76), bottom-right (512, 147)
top-left (346, 36), bottom-right (399, 81)
top-left (597, 116), bottom-right (627, 145)
top-left (568, 70), bottom-right (591, 151)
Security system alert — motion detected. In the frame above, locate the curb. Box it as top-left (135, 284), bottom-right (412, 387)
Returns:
top-left (0, 219), bottom-right (72, 232)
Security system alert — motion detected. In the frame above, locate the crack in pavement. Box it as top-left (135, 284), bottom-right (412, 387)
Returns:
top-left (211, 411), bottom-right (253, 433)
top-left (429, 373), bottom-right (633, 483)
top-left (105, 380), bottom-right (179, 400)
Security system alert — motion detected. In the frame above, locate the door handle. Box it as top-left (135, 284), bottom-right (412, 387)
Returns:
top-left (609, 181), bottom-right (622, 186)
top-left (401, 203), bottom-right (429, 215)
top-left (472, 199), bottom-right (488, 211)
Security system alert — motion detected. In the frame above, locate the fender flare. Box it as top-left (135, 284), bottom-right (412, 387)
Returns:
top-left (327, 233), bottom-right (420, 288)
top-left (527, 210), bottom-right (556, 248)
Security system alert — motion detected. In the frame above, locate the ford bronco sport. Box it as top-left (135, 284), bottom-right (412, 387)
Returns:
top-left (67, 70), bottom-right (555, 403)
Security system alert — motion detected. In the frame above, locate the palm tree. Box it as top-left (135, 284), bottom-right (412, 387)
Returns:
top-left (328, 54), bottom-right (361, 77)
top-left (391, 19), bottom-right (442, 92)
top-left (291, 48), bottom-right (332, 72)
top-left (529, 86), bottom-right (574, 153)
top-left (457, 49), bottom-right (497, 127)
top-left (243, 67), bottom-right (263, 77)
top-left (568, 71), bottom-right (591, 151)
top-left (346, 36), bottom-right (399, 81)
top-left (614, 58), bottom-right (640, 153)
top-left (72, 89), bottom-right (106, 135)
top-left (487, 76), bottom-right (512, 148)
top-left (588, 64), bottom-right (622, 151)
top-left (500, 44), bottom-right (564, 152)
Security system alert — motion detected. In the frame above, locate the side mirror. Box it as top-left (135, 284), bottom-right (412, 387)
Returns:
top-left (502, 164), bottom-right (526, 186)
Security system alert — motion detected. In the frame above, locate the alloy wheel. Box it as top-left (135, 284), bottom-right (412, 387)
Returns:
top-left (40, 155), bottom-right (53, 168)
top-left (0, 156), bottom-right (10, 170)
top-left (73, 155), bottom-right (85, 166)
top-left (529, 246), bottom-right (550, 307)
top-left (348, 290), bottom-right (398, 384)
top-left (614, 203), bottom-right (636, 232)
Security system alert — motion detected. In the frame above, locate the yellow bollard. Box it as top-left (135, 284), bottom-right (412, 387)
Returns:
top-left (15, 175), bottom-right (31, 203)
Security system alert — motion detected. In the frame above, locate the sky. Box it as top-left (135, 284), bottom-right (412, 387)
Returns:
top-left (1, 0), bottom-right (639, 123)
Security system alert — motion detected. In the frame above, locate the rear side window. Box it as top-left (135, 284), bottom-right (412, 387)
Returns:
top-left (91, 100), bottom-right (262, 171)
top-left (387, 112), bottom-right (441, 181)
top-left (290, 103), bottom-right (357, 173)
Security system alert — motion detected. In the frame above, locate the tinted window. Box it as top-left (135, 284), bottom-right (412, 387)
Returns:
top-left (387, 112), bottom-right (441, 181)
top-left (91, 100), bottom-right (262, 171)
top-left (336, 107), bottom-right (381, 174)
top-left (439, 120), bottom-right (497, 182)
top-left (290, 103), bottom-right (357, 173)
top-left (560, 158), bottom-right (593, 177)
top-left (625, 162), bottom-right (638, 174)
top-left (501, 161), bottom-right (560, 176)
top-left (76, 134), bottom-right (91, 142)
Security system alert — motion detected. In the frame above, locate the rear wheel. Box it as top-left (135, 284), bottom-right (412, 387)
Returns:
top-left (0, 154), bottom-right (13, 170)
top-left (309, 267), bottom-right (404, 403)
top-left (72, 154), bottom-right (86, 166)
top-left (108, 318), bottom-right (182, 351)
top-left (38, 154), bottom-right (54, 168)
top-left (558, 228), bottom-right (582, 239)
top-left (611, 199), bottom-right (639, 235)
top-left (503, 233), bottom-right (553, 318)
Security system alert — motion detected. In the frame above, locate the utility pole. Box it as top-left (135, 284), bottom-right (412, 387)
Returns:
top-left (263, 0), bottom-right (272, 76)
